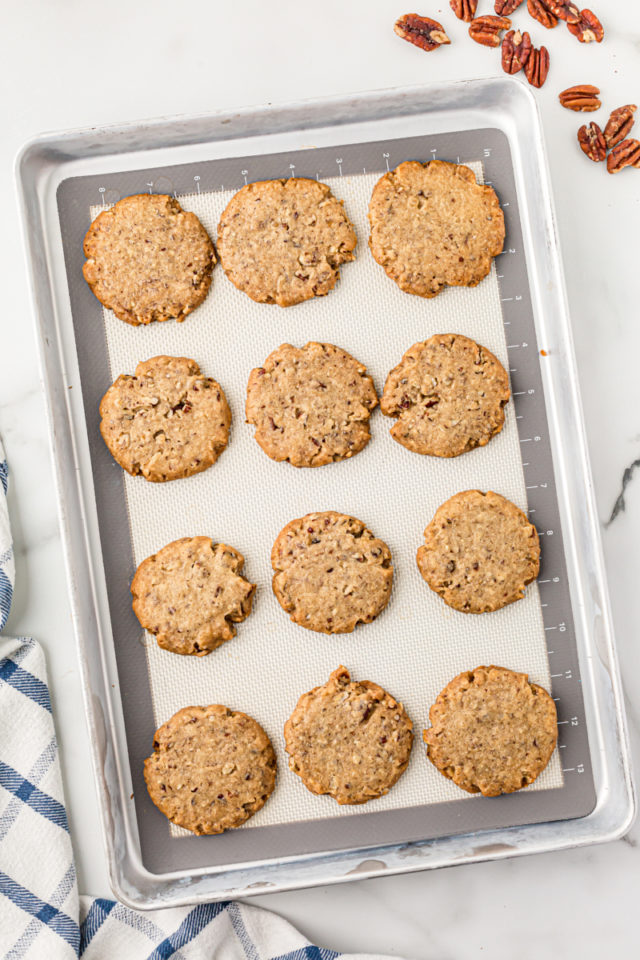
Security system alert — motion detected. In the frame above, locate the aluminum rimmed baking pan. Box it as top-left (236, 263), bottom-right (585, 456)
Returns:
top-left (16, 78), bottom-right (634, 909)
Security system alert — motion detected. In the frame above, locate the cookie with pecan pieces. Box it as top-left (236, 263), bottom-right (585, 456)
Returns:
top-left (424, 665), bottom-right (557, 796)
top-left (285, 666), bottom-right (413, 804)
top-left (417, 490), bottom-right (540, 613)
top-left (246, 342), bottom-right (378, 467)
top-left (271, 511), bottom-right (393, 634)
top-left (381, 334), bottom-right (510, 458)
top-left (216, 178), bottom-right (356, 306)
top-left (83, 194), bottom-right (215, 326)
top-left (368, 160), bottom-right (504, 299)
top-left (145, 705), bottom-right (276, 834)
top-left (131, 536), bottom-right (255, 656)
top-left (100, 356), bottom-right (230, 483)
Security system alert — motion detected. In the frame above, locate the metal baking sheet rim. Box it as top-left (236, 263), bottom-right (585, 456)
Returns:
top-left (15, 78), bottom-right (635, 909)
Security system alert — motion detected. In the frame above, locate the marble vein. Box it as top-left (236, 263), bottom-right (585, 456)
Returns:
top-left (607, 455), bottom-right (640, 526)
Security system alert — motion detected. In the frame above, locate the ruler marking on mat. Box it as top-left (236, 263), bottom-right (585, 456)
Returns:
top-left (492, 131), bottom-right (590, 803)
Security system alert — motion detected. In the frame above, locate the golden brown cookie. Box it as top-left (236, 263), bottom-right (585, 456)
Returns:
top-left (246, 342), bottom-right (378, 467)
top-left (131, 536), bottom-right (255, 656)
top-left (100, 356), bottom-right (230, 483)
top-left (271, 511), bottom-right (393, 634)
top-left (416, 490), bottom-right (540, 613)
top-left (144, 704), bottom-right (277, 834)
top-left (381, 334), bottom-right (510, 457)
top-left (284, 666), bottom-right (413, 804)
top-left (368, 160), bottom-right (505, 298)
top-left (216, 178), bottom-right (357, 306)
top-left (424, 665), bottom-right (557, 796)
top-left (83, 194), bottom-right (215, 325)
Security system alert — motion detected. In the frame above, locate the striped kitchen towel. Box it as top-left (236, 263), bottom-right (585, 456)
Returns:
top-left (0, 437), bottom-right (398, 958)
top-left (0, 444), bottom-right (12, 634)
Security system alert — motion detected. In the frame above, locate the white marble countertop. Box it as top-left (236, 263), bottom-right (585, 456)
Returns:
top-left (2, 1), bottom-right (640, 955)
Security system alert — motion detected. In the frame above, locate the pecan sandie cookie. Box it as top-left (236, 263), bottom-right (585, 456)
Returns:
top-left (246, 342), bottom-right (378, 467)
top-left (285, 666), bottom-right (413, 804)
top-left (368, 160), bottom-right (504, 298)
top-left (83, 194), bottom-right (215, 325)
top-left (271, 511), bottom-right (393, 634)
top-left (131, 536), bottom-right (255, 655)
top-left (381, 334), bottom-right (510, 457)
top-left (216, 178), bottom-right (356, 306)
top-left (417, 490), bottom-right (540, 613)
top-left (424, 665), bottom-right (557, 796)
top-left (100, 356), bottom-right (230, 483)
top-left (145, 705), bottom-right (276, 834)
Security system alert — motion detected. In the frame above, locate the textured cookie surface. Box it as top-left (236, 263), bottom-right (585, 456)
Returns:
top-left (368, 160), bottom-right (505, 298)
top-left (131, 536), bottom-right (255, 655)
top-left (417, 490), bottom-right (540, 613)
top-left (144, 704), bottom-right (277, 834)
top-left (381, 334), bottom-right (510, 457)
top-left (246, 342), bottom-right (378, 467)
top-left (284, 666), bottom-right (413, 804)
top-left (83, 194), bottom-right (215, 325)
top-left (424, 665), bottom-right (557, 796)
top-left (216, 178), bottom-right (357, 306)
top-left (271, 511), bottom-right (393, 634)
top-left (100, 356), bottom-right (230, 483)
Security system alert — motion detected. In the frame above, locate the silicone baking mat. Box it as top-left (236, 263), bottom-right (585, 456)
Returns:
top-left (56, 128), bottom-right (595, 875)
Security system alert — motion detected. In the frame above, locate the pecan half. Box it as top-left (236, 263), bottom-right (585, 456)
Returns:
top-left (394, 14), bottom-right (451, 51)
top-left (450, 0), bottom-right (478, 22)
top-left (527, 0), bottom-right (558, 29)
top-left (546, 0), bottom-right (580, 22)
top-left (604, 105), bottom-right (637, 149)
top-left (495, 0), bottom-right (523, 13)
top-left (607, 139), bottom-right (640, 174)
top-left (524, 46), bottom-right (550, 88)
top-left (577, 122), bottom-right (606, 162)
top-left (502, 30), bottom-right (532, 74)
top-left (567, 9), bottom-right (604, 43)
top-left (558, 84), bottom-right (601, 112)
top-left (469, 15), bottom-right (511, 47)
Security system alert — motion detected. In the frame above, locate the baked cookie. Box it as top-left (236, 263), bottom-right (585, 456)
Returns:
top-left (284, 666), bottom-right (413, 804)
top-left (368, 160), bottom-right (505, 298)
top-left (381, 334), bottom-right (510, 457)
top-left (424, 665), bottom-right (557, 796)
top-left (131, 536), bottom-right (255, 656)
top-left (246, 342), bottom-right (378, 467)
top-left (144, 704), bottom-right (277, 834)
top-left (271, 511), bottom-right (393, 634)
top-left (83, 194), bottom-right (215, 325)
top-left (100, 356), bottom-right (230, 483)
top-left (216, 178), bottom-right (357, 306)
top-left (416, 490), bottom-right (540, 613)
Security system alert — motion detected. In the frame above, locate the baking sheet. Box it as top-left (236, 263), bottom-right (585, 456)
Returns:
top-left (56, 127), bottom-right (595, 875)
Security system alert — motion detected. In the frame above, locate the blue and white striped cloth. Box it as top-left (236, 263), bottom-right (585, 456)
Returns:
top-left (0, 437), bottom-right (397, 960)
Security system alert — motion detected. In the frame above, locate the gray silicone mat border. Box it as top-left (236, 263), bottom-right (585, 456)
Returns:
top-left (56, 127), bottom-right (595, 876)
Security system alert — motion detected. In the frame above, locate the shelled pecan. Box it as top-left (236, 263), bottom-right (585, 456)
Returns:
top-left (450, 0), bottom-right (477, 22)
top-left (502, 30), bottom-right (532, 74)
top-left (495, 0), bottom-right (523, 13)
top-left (607, 139), bottom-right (640, 174)
top-left (577, 122), bottom-right (606, 162)
top-left (524, 46), bottom-right (550, 87)
top-left (604, 105), bottom-right (637, 149)
top-left (546, 1), bottom-right (580, 23)
top-left (493, 0), bottom-right (524, 11)
top-left (558, 84), bottom-right (601, 112)
top-left (527, 0), bottom-right (558, 29)
top-left (394, 14), bottom-right (451, 51)
top-left (469, 15), bottom-right (512, 47)
top-left (568, 9), bottom-right (604, 43)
